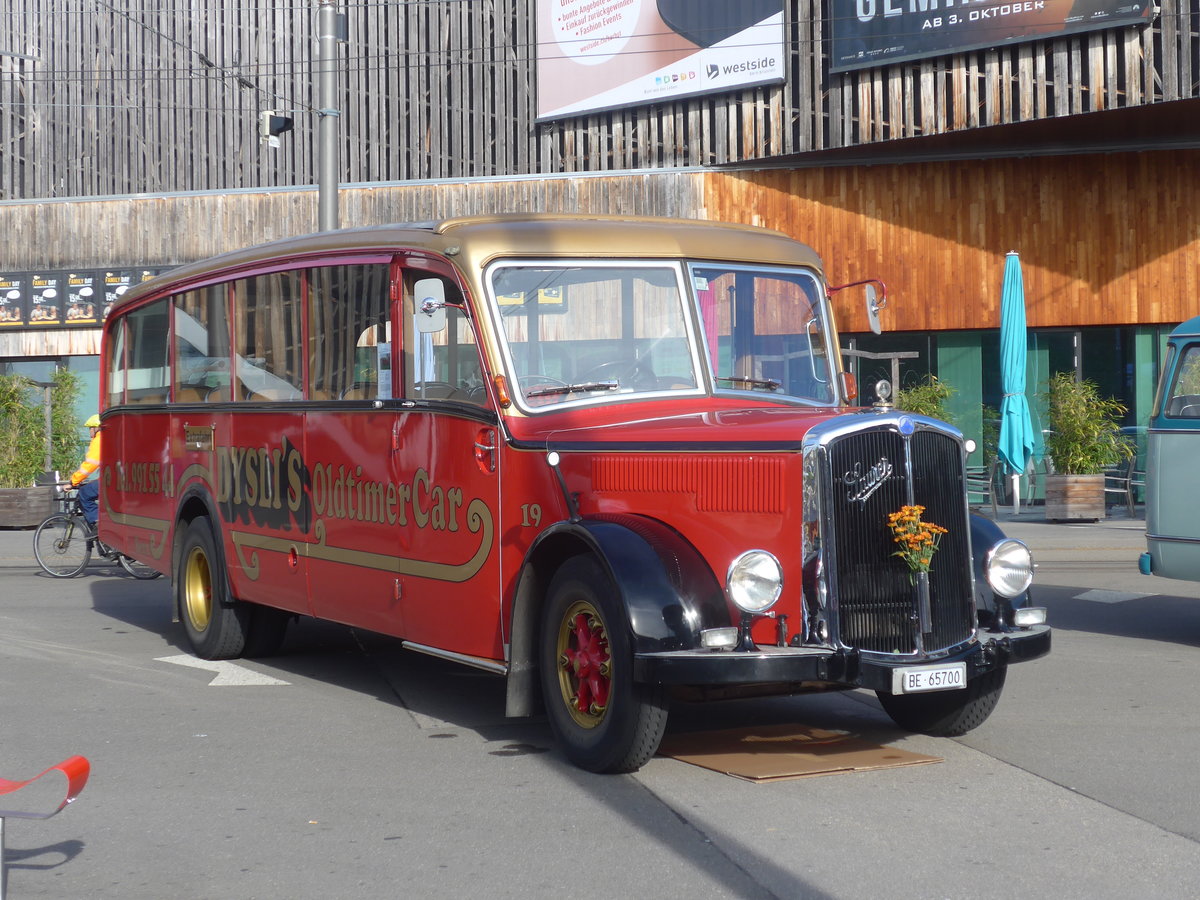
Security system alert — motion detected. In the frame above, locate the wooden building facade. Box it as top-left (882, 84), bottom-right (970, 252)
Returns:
top-left (1, 1), bottom-right (1195, 196)
top-left (2, 0), bottom-right (1198, 463)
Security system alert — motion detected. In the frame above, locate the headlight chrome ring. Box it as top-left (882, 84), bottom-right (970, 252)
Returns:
top-left (727, 550), bottom-right (783, 614)
top-left (985, 538), bottom-right (1034, 598)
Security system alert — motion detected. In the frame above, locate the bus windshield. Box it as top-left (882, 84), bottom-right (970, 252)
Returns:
top-left (486, 260), bottom-right (835, 409)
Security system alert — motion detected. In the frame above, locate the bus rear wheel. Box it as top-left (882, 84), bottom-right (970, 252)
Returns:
top-left (539, 556), bottom-right (668, 773)
top-left (176, 518), bottom-right (247, 660)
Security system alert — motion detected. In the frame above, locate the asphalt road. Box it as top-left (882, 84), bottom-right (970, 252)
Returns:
top-left (2, 512), bottom-right (1199, 899)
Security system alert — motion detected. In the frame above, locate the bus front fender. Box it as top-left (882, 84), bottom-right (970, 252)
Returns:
top-left (505, 516), bottom-right (724, 718)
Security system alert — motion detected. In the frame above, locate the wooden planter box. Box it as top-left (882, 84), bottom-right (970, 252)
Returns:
top-left (1044, 473), bottom-right (1105, 522)
top-left (0, 486), bottom-right (55, 528)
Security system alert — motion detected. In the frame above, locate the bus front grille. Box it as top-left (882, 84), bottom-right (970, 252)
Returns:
top-left (825, 426), bottom-right (975, 655)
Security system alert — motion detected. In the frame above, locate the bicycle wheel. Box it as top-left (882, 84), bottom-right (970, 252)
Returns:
top-left (117, 553), bottom-right (163, 580)
top-left (33, 514), bottom-right (92, 577)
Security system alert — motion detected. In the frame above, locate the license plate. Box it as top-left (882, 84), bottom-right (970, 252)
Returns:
top-left (892, 662), bottom-right (966, 694)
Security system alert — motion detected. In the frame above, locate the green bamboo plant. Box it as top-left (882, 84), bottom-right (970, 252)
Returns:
top-left (895, 374), bottom-right (955, 424)
top-left (1042, 373), bottom-right (1132, 475)
top-left (0, 370), bottom-right (82, 488)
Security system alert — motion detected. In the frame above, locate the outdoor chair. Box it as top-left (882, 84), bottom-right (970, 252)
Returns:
top-left (0, 755), bottom-right (89, 899)
top-left (965, 460), bottom-right (998, 517)
top-left (1103, 456), bottom-right (1144, 517)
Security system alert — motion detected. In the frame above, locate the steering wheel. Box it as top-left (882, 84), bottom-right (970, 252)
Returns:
top-left (581, 359), bottom-right (656, 389)
top-left (518, 374), bottom-right (568, 389)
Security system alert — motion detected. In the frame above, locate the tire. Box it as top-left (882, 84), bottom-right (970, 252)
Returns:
top-left (117, 553), bottom-right (163, 580)
top-left (539, 555), bottom-right (668, 773)
top-left (33, 514), bottom-right (92, 577)
top-left (877, 667), bottom-right (1007, 736)
top-left (176, 518), bottom-right (247, 660)
top-left (242, 603), bottom-right (291, 657)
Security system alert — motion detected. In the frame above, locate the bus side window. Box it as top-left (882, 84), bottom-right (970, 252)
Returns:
top-left (105, 318), bottom-right (126, 406)
top-left (233, 272), bottom-right (304, 402)
top-left (309, 264), bottom-right (391, 401)
top-left (1165, 346), bottom-right (1200, 417)
top-left (174, 284), bottom-right (231, 402)
top-left (402, 274), bottom-right (487, 405)
top-left (124, 300), bottom-right (169, 405)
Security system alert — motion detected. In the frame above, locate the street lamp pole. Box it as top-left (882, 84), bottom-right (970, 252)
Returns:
top-left (317, 0), bottom-right (344, 232)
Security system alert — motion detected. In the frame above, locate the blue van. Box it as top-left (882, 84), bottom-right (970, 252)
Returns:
top-left (1141, 315), bottom-right (1200, 579)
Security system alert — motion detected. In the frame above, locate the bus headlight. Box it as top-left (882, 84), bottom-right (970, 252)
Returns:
top-left (727, 550), bottom-right (783, 614)
top-left (985, 539), bottom-right (1034, 598)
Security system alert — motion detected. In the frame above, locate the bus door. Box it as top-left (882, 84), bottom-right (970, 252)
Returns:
top-left (303, 261), bottom-right (422, 637)
top-left (221, 271), bottom-right (310, 614)
top-left (383, 264), bottom-right (504, 661)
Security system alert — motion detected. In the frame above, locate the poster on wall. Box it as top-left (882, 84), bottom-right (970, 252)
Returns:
top-left (830, 0), bottom-right (1155, 72)
top-left (66, 272), bottom-right (101, 325)
top-left (103, 270), bottom-right (135, 321)
top-left (0, 275), bottom-right (26, 327)
top-left (536, 0), bottom-right (785, 120)
top-left (29, 273), bottom-right (63, 326)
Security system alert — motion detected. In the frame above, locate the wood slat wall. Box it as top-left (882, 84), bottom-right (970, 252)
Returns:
top-left (3, 144), bottom-right (1196, 345)
top-left (703, 151), bottom-right (1200, 333)
top-left (0, 171), bottom-right (708, 269)
top-left (1, 1), bottom-right (1194, 201)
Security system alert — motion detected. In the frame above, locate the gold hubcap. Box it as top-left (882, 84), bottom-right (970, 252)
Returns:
top-left (183, 546), bottom-right (213, 631)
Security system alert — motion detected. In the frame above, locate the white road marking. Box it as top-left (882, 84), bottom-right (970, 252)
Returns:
top-left (1074, 589), bottom-right (1152, 604)
top-left (155, 654), bottom-right (290, 686)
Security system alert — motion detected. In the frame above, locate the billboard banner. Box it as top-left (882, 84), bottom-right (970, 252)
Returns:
top-left (30, 273), bottom-right (63, 326)
top-left (0, 268), bottom-right (162, 330)
top-left (536, 0), bottom-right (786, 121)
top-left (830, 0), bottom-right (1155, 73)
top-left (0, 275), bottom-right (27, 327)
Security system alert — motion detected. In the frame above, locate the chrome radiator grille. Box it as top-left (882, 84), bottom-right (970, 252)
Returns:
top-left (825, 426), bottom-right (974, 655)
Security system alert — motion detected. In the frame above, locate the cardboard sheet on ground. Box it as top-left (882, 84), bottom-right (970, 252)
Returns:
top-left (657, 724), bottom-right (943, 782)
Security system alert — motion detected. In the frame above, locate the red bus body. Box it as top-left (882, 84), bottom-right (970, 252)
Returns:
top-left (98, 215), bottom-right (1049, 772)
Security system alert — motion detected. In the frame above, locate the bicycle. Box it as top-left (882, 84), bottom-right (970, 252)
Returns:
top-left (32, 487), bottom-right (162, 579)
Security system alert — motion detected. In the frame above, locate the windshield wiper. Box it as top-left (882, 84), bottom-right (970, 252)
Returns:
top-left (716, 374), bottom-right (781, 391)
top-left (526, 380), bottom-right (620, 398)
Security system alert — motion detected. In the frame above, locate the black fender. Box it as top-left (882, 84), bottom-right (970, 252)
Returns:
top-left (171, 484), bottom-right (235, 607)
top-left (969, 513), bottom-right (1033, 628)
top-left (505, 514), bottom-right (725, 718)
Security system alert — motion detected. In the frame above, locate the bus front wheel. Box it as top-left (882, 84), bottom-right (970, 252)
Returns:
top-left (176, 518), bottom-right (248, 660)
top-left (539, 555), bottom-right (668, 773)
top-left (876, 667), bottom-right (1007, 736)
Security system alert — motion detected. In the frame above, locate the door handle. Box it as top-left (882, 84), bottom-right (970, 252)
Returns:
top-left (474, 427), bottom-right (497, 473)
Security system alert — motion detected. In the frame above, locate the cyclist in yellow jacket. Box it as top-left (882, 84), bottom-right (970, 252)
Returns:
top-left (69, 414), bottom-right (102, 525)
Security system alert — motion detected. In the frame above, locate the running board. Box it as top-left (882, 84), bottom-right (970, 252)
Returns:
top-left (401, 641), bottom-right (508, 675)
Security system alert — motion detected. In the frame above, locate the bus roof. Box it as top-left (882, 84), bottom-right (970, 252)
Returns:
top-left (110, 214), bottom-right (825, 316)
top-left (1171, 314), bottom-right (1200, 339)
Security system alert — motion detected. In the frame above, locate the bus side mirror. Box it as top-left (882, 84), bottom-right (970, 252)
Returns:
top-left (415, 278), bottom-right (447, 333)
top-left (865, 284), bottom-right (883, 335)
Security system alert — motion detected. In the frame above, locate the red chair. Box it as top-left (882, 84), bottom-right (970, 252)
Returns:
top-left (0, 756), bottom-right (89, 899)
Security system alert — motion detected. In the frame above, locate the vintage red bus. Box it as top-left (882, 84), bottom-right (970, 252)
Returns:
top-left (99, 215), bottom-right (1048, 772)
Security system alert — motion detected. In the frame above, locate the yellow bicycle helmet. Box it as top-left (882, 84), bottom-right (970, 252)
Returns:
top-left (84, 414), bottom-right (101, 427)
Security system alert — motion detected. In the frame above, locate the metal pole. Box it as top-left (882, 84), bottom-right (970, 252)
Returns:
top-left (317, 0), bottom-right (340, 232)
top-left (43, 384), bottom-right (53, 473)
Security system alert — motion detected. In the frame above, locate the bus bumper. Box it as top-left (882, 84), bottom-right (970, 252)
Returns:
top-left (633, 625), bottom-right (1051, 691)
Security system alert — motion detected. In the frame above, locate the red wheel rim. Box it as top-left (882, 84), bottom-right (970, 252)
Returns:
top-left (554, 599), bottom-right (611, 729)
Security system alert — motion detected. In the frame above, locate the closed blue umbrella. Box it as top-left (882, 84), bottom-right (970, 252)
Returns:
top-left (997, 251), bottom-right (1035, 513)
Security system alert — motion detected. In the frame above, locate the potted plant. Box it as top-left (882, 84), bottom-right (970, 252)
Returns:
top-left (1042, 372), bottom-right (1132, 522)
top-left (0, 370), bottom-right (81, 527)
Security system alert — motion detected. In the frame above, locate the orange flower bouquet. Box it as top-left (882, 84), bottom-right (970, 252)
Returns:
top-left (885, 505), bottom-right (948, 580)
